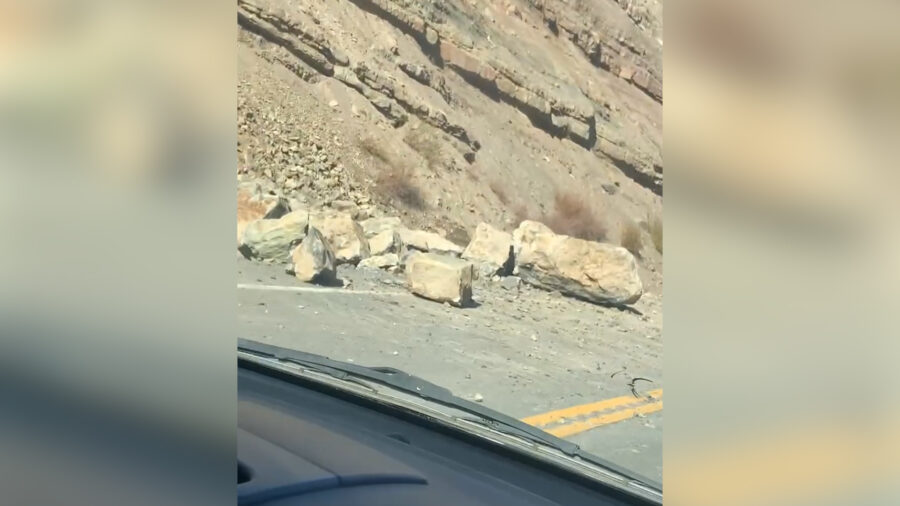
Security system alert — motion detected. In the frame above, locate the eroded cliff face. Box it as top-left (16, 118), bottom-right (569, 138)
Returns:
top-left (237, 0), bottom-right (662, 280)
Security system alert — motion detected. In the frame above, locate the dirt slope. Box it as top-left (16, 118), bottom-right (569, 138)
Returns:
top-left (237, 0), bottom-right (663, 291)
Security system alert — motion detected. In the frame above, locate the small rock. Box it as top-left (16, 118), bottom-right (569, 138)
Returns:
top-left (472, 393), bottom-right (484, 403)
top-left (329, 100), bottom-right (339, 108)
top-left (500, 276), bottom-right (521, 291)
top-left (358, 253), bottom-right (399, 270)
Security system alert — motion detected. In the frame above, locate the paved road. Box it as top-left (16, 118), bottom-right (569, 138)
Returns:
top-left (237, 257), bottom-right (663, 483)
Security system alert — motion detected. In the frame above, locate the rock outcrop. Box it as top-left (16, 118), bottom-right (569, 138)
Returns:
top-left (237, 0), bottom-right (663, 196)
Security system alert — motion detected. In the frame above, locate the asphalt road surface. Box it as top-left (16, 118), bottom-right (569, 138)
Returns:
top-left (237, 257), bottom-right (663, 483)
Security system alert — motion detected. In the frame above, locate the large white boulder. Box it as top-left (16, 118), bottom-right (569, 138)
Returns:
top-left (237, 183), bottom-right (289, 243)
top-left (359, 216), bottom-right (402, 238)
top-left (462, 223), bottom-right (514, 275)
top-left (405, 253), bottom-right (474, 306)
top-left (239, 210), bottom-right (308, 262)
top-left (512, 220), bottom-right (554, 255)
top-left (398, 228), bottom-right (464, 255)
top-left (287, 226), bottom-right (336, 283)
top-left (309, 211), bottom-right (370, 265)
top-left (514, 222), bottom-right (643, 305)
top-left (368, 229), bottom-right (403, 256)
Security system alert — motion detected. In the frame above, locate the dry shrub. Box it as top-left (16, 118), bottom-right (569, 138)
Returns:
top-left (358, 135), bottom-right (392, 165)
top-left (545, 191), bottom-right (607, 241)
top-left (403, 128), bottom-right (443, 170)
top-left (648, 213), bottom-right (663, 253)
top-left (359, 135), bottom-right (426, 210)
top-left (620, 220), bottom-right (643, 258)
top-left (490, 181), bottom-right (508, 204)
top-left (377, 164), bottom-right (425, 210)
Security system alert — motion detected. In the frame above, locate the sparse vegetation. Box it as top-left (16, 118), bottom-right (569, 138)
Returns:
top-left (377, 164), bottom-right (426, 210)
top-left (358, 135), bottom-right (392, 165)
top-left (403, 127), bottom-right (443, 170)
top-left (648, 213), bottom-right (662, 253)
top-left (359, 135), bottom-right (426, 210)
top-left (620, 220), bottom-right (643, 258)
top-left (545, 190), bottom-right (607, 242)
top-left (490, 181), bottom-right (508, 204)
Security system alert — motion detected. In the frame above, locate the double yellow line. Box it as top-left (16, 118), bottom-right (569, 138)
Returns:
top-left (522, 389), bottom-right (663, 438)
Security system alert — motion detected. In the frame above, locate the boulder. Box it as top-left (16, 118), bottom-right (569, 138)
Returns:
top-left (358, 253), bottom-right (399, 270)
top-left (398, 228), bottom-right (464, 255)
top-left (462, 223), bottom-right (514, 275)
top-left (360, 216), bottom-right (402, 238)
top-left (405, 253), bottom-right (474, 306)
top-left (287, 227), bottom-right (336, 283)
top-left (237, 184), bottom-right (289, 243)
top-left (512, 220), bottom-right (554, 255)
top-left (368, 229), bottom-right (403, 256)
top-left (516, 230), bottom-right (643, 305)
top-left (309, 211), bottom-right (370, 265)
top-left (238, 210), bottom-right (308, 262)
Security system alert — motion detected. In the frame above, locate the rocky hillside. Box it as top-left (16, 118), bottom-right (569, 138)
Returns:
top-left (237, 0), bottom-right (663, 291)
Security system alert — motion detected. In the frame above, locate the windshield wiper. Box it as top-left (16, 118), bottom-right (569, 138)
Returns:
top-left (237, 338), bottom-right (655, 489)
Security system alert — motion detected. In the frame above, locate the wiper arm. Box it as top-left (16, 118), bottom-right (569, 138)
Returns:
top-left (238, 339), bottom-right (579, 453)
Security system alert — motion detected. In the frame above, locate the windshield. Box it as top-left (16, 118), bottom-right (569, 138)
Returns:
top-left (237, 0), bottom-right (662, 487)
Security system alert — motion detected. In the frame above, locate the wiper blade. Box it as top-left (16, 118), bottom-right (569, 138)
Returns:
top-left (238, 338), bottom-right (657, 490)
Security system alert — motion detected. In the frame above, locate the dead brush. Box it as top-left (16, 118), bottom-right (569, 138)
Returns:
top-left (545, 190), bottom-right (607, 242)
top-left (620, 220), bottom-right (643, 258)
top-left (358, 135), bottom-right (392, 165)
top-left (376, 164), bottom-right (426, 210)
top-left (403, 128), bottom-right (443, 170)
top-left (358, 135), bottom-right (426, 210)
top-left (648, 212), bottom-right (663, 253)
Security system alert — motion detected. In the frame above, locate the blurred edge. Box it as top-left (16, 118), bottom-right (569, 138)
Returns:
top-left (0, 2), bottom-right (235, 506)
top-left (666, 0), bottom-right (900, 505)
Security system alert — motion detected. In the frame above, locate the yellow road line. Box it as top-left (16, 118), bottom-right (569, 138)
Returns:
top-left (547, 401), bottom-right (663, 438)
top-left (521, 389), bottom-right (663, 427)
